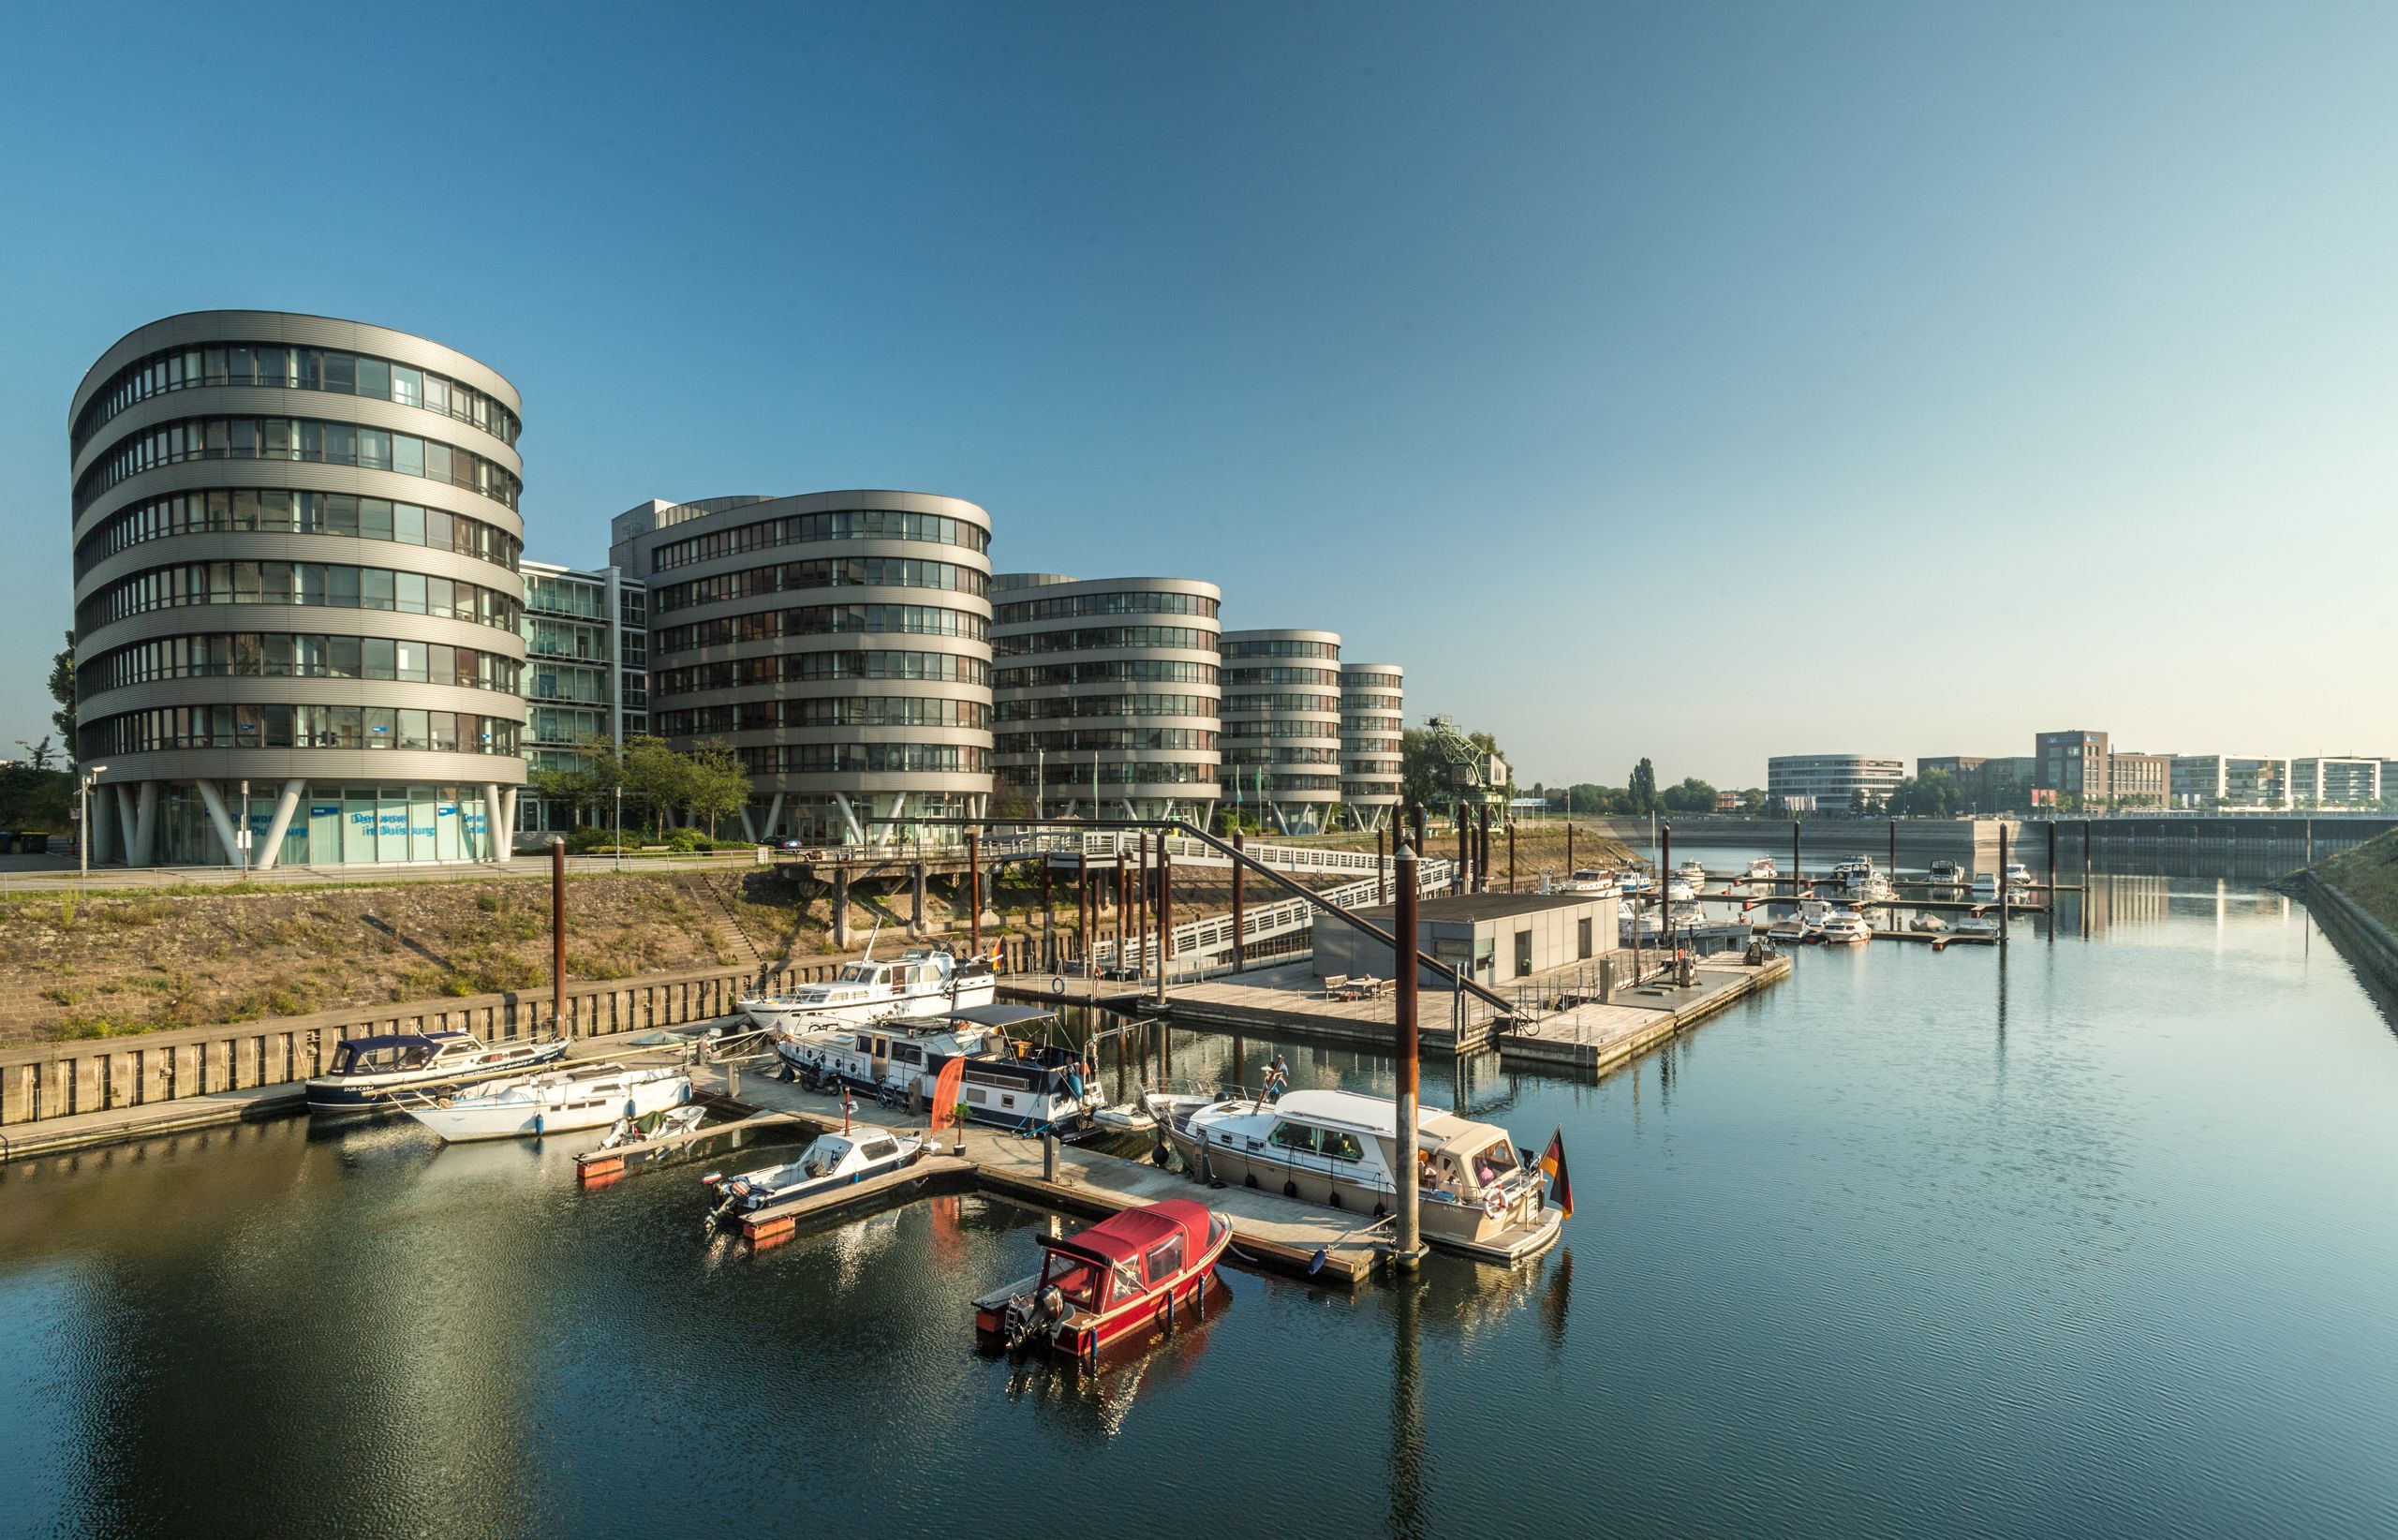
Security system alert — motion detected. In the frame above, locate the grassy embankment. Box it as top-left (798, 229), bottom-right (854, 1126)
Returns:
top-left (2300, 828), bottom-right (2398, 931)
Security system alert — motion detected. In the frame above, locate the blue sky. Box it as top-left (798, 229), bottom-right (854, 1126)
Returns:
top-left (5, 1), bottom-right (2392, 788)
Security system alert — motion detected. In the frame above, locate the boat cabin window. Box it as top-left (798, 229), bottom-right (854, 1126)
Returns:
top-left (1318, 1129), bottom-right (1366, 1162)
top-left (1267, 1121), bottom-right (1319, 1153)
top-left (803, 1138), bottom-right (851, 1177)
top-left (852, 1033), bottom-right (875, 1052)
top-left (893, 1044), bottom-right (923, 1066)
top-left (331, 1041), bottom-right (431, 1074)
top-left (1144, 1236), bottom-right (1185, 1283)
top-left (1468, 1139), bottom-right (1519, 1186)
top-left (859, 1138), bottom-right (899, 1161)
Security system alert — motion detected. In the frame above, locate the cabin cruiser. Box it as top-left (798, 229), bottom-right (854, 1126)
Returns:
top-left (400, 1062), bottom-right (690, 1144)
top-left (1971, 872), bottom-right (2003, 898)
top-left (1665, 901), bottom-right (1707, 933)
top-left (1676, 858), bottom-right (1709, 888)
top-left (304, 1031), bottom-right (568, 1113)
top-left (1665, 878), bottom-right (1697, 904)
top-left (703, 1129), bottom-right (925, 1235)
top-left (1848, 871), bottom-right (1895, 903)
top-left (1166, 1088), bottom-right (1563, 1263)
top-left (1832, 855), bottom-right (1879, 888)
top-left (1927, 859), bottom-right (1965, 887)
top-left (1615, 867), bottom-right (1653, 896)
top-left (1559, 867), bottom-right (1620, 896)
top-left (975, 1199), bottom-right (1232, 1364)
top-left (2005, 861), bottom-right (2034, 888)
top-left (1746, 857), bottom-right (1780, 881)
top-left (777, 1004), bottom-right (1102, 1132)
top-left (1817, 910), bottom-right (1873, 945)
top-left (1620, 904), bottom-right (1666, 939)
top-left (740, 947), bottom-right (997, 1032)
top-left (1766, 897), bottom-right (1833, 943)
top-left (1909, 912), bottom-right (1950, 934)
top-left (1955, 912), bottom-right (2002, 938)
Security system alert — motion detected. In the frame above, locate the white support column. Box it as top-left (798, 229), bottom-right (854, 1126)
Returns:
top-left (737, 804), bottom-right (758, 842)
top-left (192, 779), bottom-right (244, 866)
top-left (253, 778), bottom-right (305, 871)
top-left (834, 792), bottom-right (865, 845)
top-left (91, 786), bottom-right (117, 865)
top-left (500, 788), bottom-right (519, 857)
top-left (877, 793), bottom-right (907, 848)
top-left (132, 781), bottom-right (159, 866)
top-left (483, 784), bottom-right (507, 863)
top-left (114, 784), bottom-right (138, 863)
top-left (762, 792), bottom-right (784, 839)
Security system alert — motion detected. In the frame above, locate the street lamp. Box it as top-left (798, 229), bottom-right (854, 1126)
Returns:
top-left (79, 764), bottom-right (109, 880)
top-left (614, 783), bottom-right (624, 874)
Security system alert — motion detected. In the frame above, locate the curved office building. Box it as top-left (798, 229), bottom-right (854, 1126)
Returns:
top-left (1340, 661), bottom-right (1404, 830)
top-left (612, 491), bottom-right (994, 845)
top-left (69, 312), bottom-right (528, 867)
top-left (1221, 628), bottom-right (1342, 835)
top-left (992, 573), bottom-right (1221, 822)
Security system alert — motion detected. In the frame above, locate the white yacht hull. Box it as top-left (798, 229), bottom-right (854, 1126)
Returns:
top-left (744, 976), bottom-right (997, 1032)
top-left (405, 1071), bottom-right (690, 1143)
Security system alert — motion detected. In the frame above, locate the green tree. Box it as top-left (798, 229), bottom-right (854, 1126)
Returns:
top-left (1627, 758), bottom-right (1658, 815)
top-left (682, 738), bottom-right (753, 837)
top-left (1659, 776), bottom-right (1718, 813)
top-left (620, 735), bottom-right (694, 836)
top-left (49, 632), bottom-right (76, 763)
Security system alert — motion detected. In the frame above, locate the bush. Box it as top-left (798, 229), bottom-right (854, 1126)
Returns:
top-left (563, 826), bottom-right (614, 854)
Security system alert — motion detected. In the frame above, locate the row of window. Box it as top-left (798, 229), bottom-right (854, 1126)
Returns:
top-left (525, 662), bottom-right (612, 704)
top-left (995, 728), bottom-right (1217, 754)
top-left (1221, 721), bottom-right (1345, 743)
top-left (1223, 692), bottom-right (1341, 716)
top-left (652, 650), bottom-right (987, 695)
top-left (735, 743), bottom-right (990, 776)
top-left (83, 704), bottom-right (522, 758)
top-left (656, 697), bottom-right (990, 735)
top-left (1344, 763), bottom-right (1404, 778)
top-left (652, 557), bottom-right (988, 614)
top-left (1222, 638), bottom-right (1340, 660)
top-left (993, 659), bottom-right (1217, 689)
top-left (76, 488), bottom-right (520, 578)
top-left (1341, 715), bottom-right (1402, 732)
top-left (994, 590), bottom-right (1219, 625)
top-left (995, 694), bottom-right (1218, 722)
top-left (653, 604), bottom-right (987, 656)
top-left (994, 626), bottom-right (1218, 657)
top-left (1343, 740), bottom-right (1403, 756)
top-left (75, 341), bottom-right (521, 450)
top-left (1340, 672), bottom-right (1402, 690)
top-left (1223, 744), bottom-right (1342, 765)
top-left (650, 509), bottom-right (990, 571)
top-left (81, 561), bottom-right (520, 634)
top-left (77, 417), bottom-right (521, 513)
top-left (525, 706), bottom-right (608, 743)
top-left (1341, 694), bottom-right (1403, 713)
top-left (80, 632), bottom-right (521, 697)
top-left (1222, 665), bottom-right (1340, 687)
top-left (525, 617), bottom-right (610, 663)
top-left (523, 574), bottom-right (613, 619)
top-left (1004, 761), bottom-right (1219, 786)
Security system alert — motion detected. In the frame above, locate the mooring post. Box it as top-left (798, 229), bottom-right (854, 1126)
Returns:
top-left (550, 837), bottom-right (567, 1034)
top-left (1041, 859), bottom-right (1054, 968)
top-left (1076, 847), bottom-right (1089, 970)
top-left (1376, 825), bottom-right (1387, 907)
top-left (1999, 824), bottom-right (2011, 946)
top-left (1455, 810), bottom-right (1469, 895)
top-left (1232, 830), bottom-right (1246, 973)
top-left (1135, 831), bottom-right (1150, 982)
top-left (1394, 841), bottom-right (1424, 1271)
top-left (1116, 848), bottom-right (1128, 971)
top-left (1792, 819), bottom-right (1801, 896)
top-left (1411, 803), bottom-right (1427, 862)
top-left (1043, 1130), bottom-right (1059, 1183)
top-left (1478, 805), bottom-right (1492, 894)
top-left (1155, 845), bottom-right (1172, 1004)
top-left (1887, 818), bottom-right (1897, 884)
top-left (969, 830), bottom-right (983, 955)
top-left (1507, 820), bottom-right (1517, 894)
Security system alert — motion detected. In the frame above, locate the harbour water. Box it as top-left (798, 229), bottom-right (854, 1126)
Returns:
top-left (5, 869), bottom-right (2397, 1538)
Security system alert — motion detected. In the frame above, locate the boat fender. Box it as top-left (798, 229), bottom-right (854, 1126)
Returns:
top-left (1373, 1202), bottom-right (1387, 1221)
top-left (1151, 1144), bottom-right (1171, 1168)
top-left (1327, 1189), bottom-right (1341, 1209)
top-left (531, 1114), bottom-right (543, 1136)
top-left (1244, 1174), bottom-right (1258, 1189)
top-left (1282, 1179), bottom-right (1297, 1199)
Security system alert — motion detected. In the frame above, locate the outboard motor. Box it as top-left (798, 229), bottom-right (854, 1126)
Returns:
top-left (1001, 1284), bottom-right (1067, 1352)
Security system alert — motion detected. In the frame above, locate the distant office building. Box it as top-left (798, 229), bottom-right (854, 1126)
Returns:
top-left (1339, 661), bottom-right (1403, 831)
top-left (990, 572), bottom-right (1222, 823)
top-left (69, 311), bottom-right (529, 867)
top-left (1766, 754), bottom-right (1903, 811)
top-left (516, 561), bottom-right (647, 837)
top-left (2291, 757), bottom-right (2382, 807)
top-left (2035, 730), bottom-right (2110, 805)
top-left (1917, 755), bottom-right (1988, 782)
top-left (611, 491), bottom-right (995, 845)
top-left (2108, 751), bottom-right (2171, 808)
top-left (2170, 754), bottom-right (2289, 809)
top-left (1221, 629), bottom-right (1343, 834)
top-left (1979, 757), bottom-right (2038, 810)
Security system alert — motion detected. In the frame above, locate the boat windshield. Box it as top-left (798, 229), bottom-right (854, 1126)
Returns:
top-left (330, 1042), bottom-right (432, 1074)
top-left (802, 1138), bottom-right (851, 1177)
top-left (1044, 1257), bottom-right (1102, 1310)
top-left (1468, 1138), bottom-right (1520, 1187)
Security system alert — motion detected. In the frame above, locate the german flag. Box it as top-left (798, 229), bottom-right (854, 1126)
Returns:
top-left (1539, 1128), bottom-right (1574, 1221)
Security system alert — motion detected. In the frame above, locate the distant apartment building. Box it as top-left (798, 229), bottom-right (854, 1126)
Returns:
top-left (517, 560), bottom-right (647, 836)
top-left (2107, 751), bottom-right (2171, 808)
top-left (2291, 757), bottom-right (2382, 807)
top-left (2170, 754), bottom-right (2289, 809)
top-left (1338, 661), bottom-right (1403, 831)
top-left (1767, 754), bottom-right (1903, 812)
top-left (1221, 629), bottom-right (1343, 835)
top-left (2035, 730), bottom-right (2110, 805)
top-left (1979, 756), bottom-right (2038, 810)
top-left (1917, 755), bottom-right (1987, 782)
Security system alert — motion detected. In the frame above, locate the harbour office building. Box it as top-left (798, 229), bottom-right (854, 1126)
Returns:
top-left (611, 492), bottom-right (994, 846)
top-left (516, 560), bottom-right (648, 837)
top-left (1339, 660), bottom-right (1403, 831)
top-left (1221, 629), bottom-right (1344, 835)
top-left (991, 574), bottom-right (1222, 823)
top-left (68, 312), bottom-right (528, 867)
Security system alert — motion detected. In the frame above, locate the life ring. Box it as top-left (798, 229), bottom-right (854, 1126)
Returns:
top-left (1482, 1189), bottom-right (1506, 1219)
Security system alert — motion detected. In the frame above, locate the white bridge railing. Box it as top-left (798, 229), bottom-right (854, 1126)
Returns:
top-left (1091, 855), bottom-right (1454, 971)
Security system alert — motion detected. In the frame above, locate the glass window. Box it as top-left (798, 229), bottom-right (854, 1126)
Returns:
top-left (393, 503), bottom-right (424, 545)
top-left (329, 568), bottom-right (360, 608)
top-left (363, 707), bottom-right (396, 747)
top-left (395, 571), bottom-right (427, 615)
top-left (358, 429), bottom-right (392, 470)
top-left (395, 643), bottom-right (426, 683)
top-left (325, 422), bottom-right (356, 465)
top-left (391, 366), bottom-right (422, 407)
top-left (362, 638), bottom-right (396, 678)
top-left (361, 499), bottom-right (393, 540)
top-left (393, 436), bottom-right (423, 478)
top-left (361, 570), bottom-right (395, 610)
top-left (296, 564), bottom-right (329, 605)
top-left (328, 636), bottom-right (362, 677)
top-left (323, 353), bottom-right (355, 392)
top-left (423, 440), bottom-right (452, 485)
top-left (398, 710), bottom-right (431, 751)
top-left (356, 358), bottom-right (391, 399)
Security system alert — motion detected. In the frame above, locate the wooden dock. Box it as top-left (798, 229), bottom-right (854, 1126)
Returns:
top-left (1498, 952), bottom-right (1792, 1074)
top-left (616, 1066), bottom-right (1386, 1284)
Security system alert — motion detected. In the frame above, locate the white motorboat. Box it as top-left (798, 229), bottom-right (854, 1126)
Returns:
top-left (1848, 871), bottom-right (1895, 903)
top-left (2005, 861), bottom-right (2035, 888)
top-left (1817, 910), bottom-right (1873, 945)
top-left (1666, 901), bottom-right (1707, 932)
top-left (400, 1062), bottom-right (690, 1143)
top-left (1165, 1088), bottom-right (1564, 1263)
top-left (1621, 905), bottom-right (1667, 939)
top-left (304, 1030), bottom-right (568, 1113)
top-left (1665, 878), bottom-right (1697, 903)
top-left (1767, 897), bottom-right (1833, 942)
top-left (598, 1103), bottom-right (706, 1150)
top-left (1927, 859), bottom-right (1965, 887)
top-left (1833, 855), bottom-right (1879, 888)
top-left (1559, 867), bottom-right (1620, 896)
top-left (775, 1003), bottom-right (1103, 1131)
top-left (1971, 873), bottom-right (2003, 898)
top-left (1955, 913), bottom-right (2002, 938)
top-left (703, 1129), bottom-right (925, 1234)
top-left (1676, 858), bottom-right (1709, 888)
top-left (740, 946), bottom-right (997, 1032)
top-left (1616, 868), bottom-right (1653, 896)
top-left (1909, 912), bottom-right (1949, 934)
top-left (1746, 857), bottom-right (1780, 881)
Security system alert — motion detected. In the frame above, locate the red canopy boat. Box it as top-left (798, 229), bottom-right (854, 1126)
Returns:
top-left (973, 1198), bottom-right (1232, 1367)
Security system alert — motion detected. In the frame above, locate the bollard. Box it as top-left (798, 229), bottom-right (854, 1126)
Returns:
top-left (1043, 1131), bottom-right (1059, 1183)
top-left (726, 1061), bottom-right (740, 1101)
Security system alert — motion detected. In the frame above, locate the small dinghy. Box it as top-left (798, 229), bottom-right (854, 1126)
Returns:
top-left (973, 1198), bottom-right (1232, 1368)
top-left (598, 1103), bottom-right (706, 1150)
top-left (400, 1062), bottom-right (690, 1144)
top-left (702, 1129), bottom-right (925, 1235)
